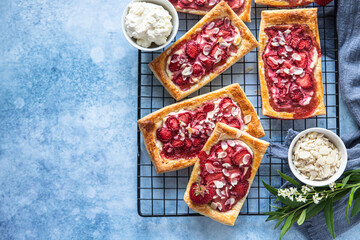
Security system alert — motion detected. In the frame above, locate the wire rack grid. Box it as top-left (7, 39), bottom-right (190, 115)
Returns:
top-left (137, 1), bottom-right (339, 217)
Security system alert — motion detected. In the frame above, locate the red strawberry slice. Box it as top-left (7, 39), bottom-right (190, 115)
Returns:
top-left (240, 167), bottom-right (251, 181)
top-left (189, 182), bottom-right (214, 205)
top-left (193, 111), bottom-right (207, 123)
top-left (219, 29), bottom-right (231, 38)
top-left (204, 173), bottom-right (224, 186)
top-left (202, 102), bottom-right (215, 112)
top-left (201, 161), bottom-right (222, 174)
top-left (296, 73), bottom-right (313, 89)
top-left (165, 116), bottom-right (180, 131)
top-left (173, 74), bottom-right (189, 86)
top-left (290, 88), bottom-right (304, 102)
top-left (265, 28), bottom-right (277, 38)
top-left (180, 0), bottom-right (193, 5)
top-left (232, 150), bottom-right (252, 167)
top-left (227, 117), bottom-right (241, 129)
top-left (192, 137), bottom-right (205, 147)
top-left (225, 169), bottom-right (241, 185)
top-left (277, 46), bottom-right (286, 57)
top-left (298, 39), bottom-right (312, 50)
top-left (192, 63), bottom-right (204, 77)
top-left (171, 137), bottom-right (185, 148)
top-left (178, 112), bottom-right (192, 125)
top-left (183, 137), bottom-right (192, 150)
top-left (168, 62), bottom-right (181, 72)
top-left (232, 180), bottom-right (249, 199)
top-left (194, 0), bottom-right (206, 5)
top-left (266, 56), bottom-right (280, 70)
top-left (315, 0), bottom-right (333, 6)
top-left (295, 52), bottom-right (308, 69)
top-left (219, 97), bottom-right (233, 109)
top-left (210, 45), bottom-right (224, 59)
top-left (217, 117), bottom-right (228, 124)
top-left (290, 35), bottom-right (302, 49)
top-left (198, 150), bottom-right (209, 161)
top-left (162, 143), bottom-right (174, 157)
top-left (201, 57), bottom-right (214, 70)
top-left (156, 127), bottom-right (173, 143)
top-left (186, 41), bottom-right (199, 59)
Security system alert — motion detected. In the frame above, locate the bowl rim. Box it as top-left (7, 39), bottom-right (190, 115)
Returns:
top-left (287, 127), bottom-right (348, 187)
top-left (121, 0), bottom-right (179, 52)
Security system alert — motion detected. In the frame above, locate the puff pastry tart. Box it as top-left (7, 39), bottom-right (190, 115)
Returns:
top-left (183, 122), bottom-right (269, 225)
top-left (258, 8), bottom-right (326, 120)
top-left (149, 1), bottom-right (258, 101)
top-left (138, 84), bottom-right (264, 174)
top-left (168, 0), bottom-right (252, 22)
top-left (255, 0), bottom-right (314, 7)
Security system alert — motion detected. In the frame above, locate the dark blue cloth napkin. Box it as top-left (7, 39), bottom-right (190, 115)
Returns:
top-left (269, 129), bottom-right (360, 240)
top-left (337, 0), bottom-right (360, 126)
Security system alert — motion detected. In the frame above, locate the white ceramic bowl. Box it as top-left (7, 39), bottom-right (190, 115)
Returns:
top-left (288, 128), bottom-right (347, 187)
top-left (121, 0), bottom-right (179, 51)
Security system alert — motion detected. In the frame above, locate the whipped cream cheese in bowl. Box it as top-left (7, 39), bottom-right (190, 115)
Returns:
top-left (122, 0), bottom-right (179, 51)
top-left (288, 128), bottom-right (347, 187)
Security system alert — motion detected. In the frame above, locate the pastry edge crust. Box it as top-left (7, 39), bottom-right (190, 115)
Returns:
top-left (174, 0), bottom-right (252, 23)
top-left (149, 1), bottom-right (258, 101)
top-left (254, 0), bottom-right (314, 7)
top-left (137, 83), bottom-right (264, 174)
top-left (183, 122), bottom-right (269, 226)
top-left (258, 8), bottom-right (326, 120)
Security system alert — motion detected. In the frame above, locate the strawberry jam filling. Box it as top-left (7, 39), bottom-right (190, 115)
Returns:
top-left (267, 0), bottom-right (313, 7)
top-left (169, 0), bottom-right (246, 15)
top-left (197, 140), bottom-right (253, 212)
top-left (262, 25), bottom-right (321, 119)
top-left (166, 17), bottom-right (242, 91)
top-left (156, 97), bottom-right (245, 159)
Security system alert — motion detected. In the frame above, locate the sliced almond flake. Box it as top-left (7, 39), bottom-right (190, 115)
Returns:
top-left (214, 181), bottom-right (224, 189)
top-left (217, 151), bottom-right (227, 159)
top-left (213, 27), bottom-right (219, 34)
top-left (210, 202), bottom-right (218, 209)
top-left (231, 178), bottom-right (238, 186)
top-left (222, 163), bottom-right (232, 169)
top-left (222, 168), bottom-right (229, 177)
top-left (271, 41), bottom-right (280, 47)
top-left (292, 53), bottom-right (301, 61)
top-left (231, 107), bottom-right (240, 116)
top-left (221, 141), bottom-right (228, 151)
top-left (285, 45), bottom-right (293, 52)
top-left (236, 131), bottom-right (242, 138)
top-left (244, 115), bottom-right (252, 124)
top-left (217, 203), bottom-right (223, 211)
top-left (216, 188), bottom-right (222, 197)
top-left (205, 163), bottom-right (215, 174)
top-left (225, 197), bottom-right (235, 206)
top-left (268, 56), bottom-right (279, 65)
top-left (227, 140), bottom-right (235, 147)
top-left (203, 45), bottom-right (212, 56)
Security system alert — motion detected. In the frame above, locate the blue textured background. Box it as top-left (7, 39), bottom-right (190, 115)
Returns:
top-left (0, 1), bottom-right (358, 239)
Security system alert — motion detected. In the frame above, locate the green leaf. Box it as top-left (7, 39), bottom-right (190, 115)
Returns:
top-left (266, 214), bottom-right (280, 222)
top-left (324, 198), bottom-right (335, 239)
top-left (280, 212), bottom-right (296, 239)
top-left (333, 188), bottom-right (351, 202)
top-left (276, 196), bottom-right (303, 208)
top-left (264, 211), bottom-right (284, 216)
top-left (297, 209), bottom-right (307, 225)
top-left (351, 188), bottom-right (360, 218)
top-left (343, 169), bottom-right (360, 175)
top-left (305, 201), bottom-right (326, 220)
top-left (341, 174), bottom-right (353, 188)
top-left (262, 180), bottom-right (278, 196)
top-left (346, 186), bottom-right (360, 222)
top-left (274, 217), bottom-right (285, 229)
top-left (277, 170), bottom-right (301, 186)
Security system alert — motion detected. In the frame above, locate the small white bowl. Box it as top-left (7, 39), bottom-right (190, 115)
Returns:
top-left (288, 128), bottom-right (347, 187)
top-left (121, 0), bottom-right (179, 52)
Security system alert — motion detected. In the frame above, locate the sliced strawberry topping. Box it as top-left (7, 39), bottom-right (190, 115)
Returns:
top-left (156, 127), bottom-right (173, 143)
top-left (296, 73), bottom-right (313, 89)
top-left (290, 35), bottom-right (302, 49)
top-left (277, 46), bottom-right (286, 57)
top-left (232, 150), bottom-right (252, 167)
top-left (225, 169), bottom-right (241, 185)
top-left (162, 143), bottom-right (174, 157)
top-left (190, 182), bottom-right (214, 205)
top-left (231, 180), bottom-right (249, 199)
top-left (186, 41), bottom-right (199, 59)
top-left (192, 137), bottom-right (205, 147)
top-left (192, 63), bottom-right (204, 77)
top-left (217, 117), bottom-right (228, 124)
top-left (265, 28), bottom-right (277, 38)
top-left (219, 97), bottom-right (233, 109)
top-left (295, 52), bottom-right (308, 69)
top-left (183, 137), bottom-right (192, 150)
top-left (290, 88), bottom-right (304, 102)
top-left (194, 0), bottom-right (206, 6)
top-left (266, 56), bottom-right (280, 70)
top-left (298, 39), bottom-right (312, 50)
top-left (171, 138), bottom-right (185, 148)
top-left (198, 150), bottom-right (208, 161)
top-left (173, 74), bottom-right (188, 86)
top-left (178, 112), bottom-right (192, 125)
top-left (204, 173), bottom-right (224, 186)
top-left (179, 0), bottom-right (193, 5)
top-left (200, 57), bottom-right (215, 70)
top-left (202, 102), bottom-right (215, 112)
top-left (219, 29), bottom-right (231, 38)
top-left (165, 116), bottom-right (180, 131)
top-left (193, 111), bottom-right (207, 123)
top-left (315, 0), bottom-right (333, 6)
top-left (240, 167), bottom-right (251, 181)
top-left (227, 117), bottom-right (241, 129)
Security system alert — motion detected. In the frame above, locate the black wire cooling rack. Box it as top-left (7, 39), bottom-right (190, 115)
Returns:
top-left (137, 1), bottom-right (339, 217)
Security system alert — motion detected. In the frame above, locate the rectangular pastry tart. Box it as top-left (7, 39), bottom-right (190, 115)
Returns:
top-left (169, 0), bottom-right (252, 23)
top-left (138, 83), bottom-right (264, 174)
top-left (258, 8), bottom-right (326, 120)
top-left (183, 122), bottom-right (269, 225)
top-left (255, 0), bottom-right (314, 7)
top-left (149, 1), bottom-right (258, 101)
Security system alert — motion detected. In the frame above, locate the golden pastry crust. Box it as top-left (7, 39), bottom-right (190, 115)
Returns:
top-left (174, 0), bottom-right (252, 23)
top-left (255, 0), bottom-right (314, 7)
top-left (138, 83), bottom-right (264, 174)
top-left (258, 8), bottom-right (326, 119)
top-left (149, 1), bottom-right (258, 101)
top-left (183, 122), bottom-right (269, 225)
